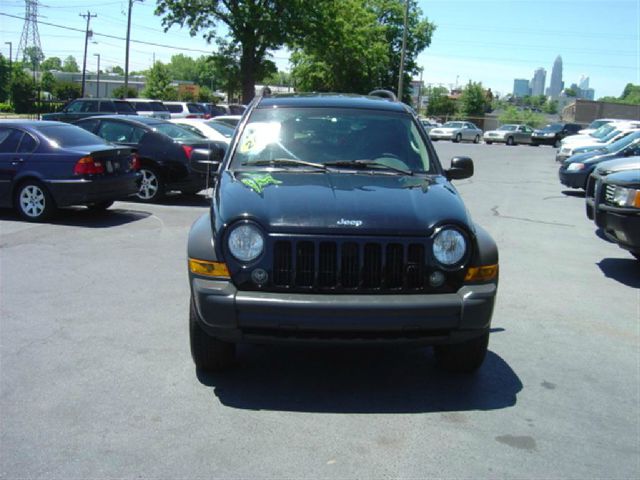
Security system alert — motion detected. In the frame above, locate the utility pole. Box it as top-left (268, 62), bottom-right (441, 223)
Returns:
top-left (397, 0), bottom-right (410, 102)
top-left (125, 0), bottom-right (142, 94)
top-left (80, 11), bottom-right (97, 97)
top-left (94, 53), bottom-right (101, 97)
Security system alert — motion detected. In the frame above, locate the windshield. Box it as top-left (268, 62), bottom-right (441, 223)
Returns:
top-left (230, 108), bottom-right (435, 173)
top-left (442, 121), bottom-right (464, 128)
top-left (605, 130), bottom-right (640, 152)
top-left (497, 125), bottom-right (517, 131)
top-left (541, 123), bottom-right (563, 132)
top-left (599, 129), bottom-right (624, 143)
top-left (588, 119), bottom-right (612, 130)
top-left (204, 120), bottom-right (235, 138)
top-left (153, 123), bottom-right (205, 140)
top-left (38, 124), bottom-right (108, 147)
top-left (591, 123), bottom-right (616, 139)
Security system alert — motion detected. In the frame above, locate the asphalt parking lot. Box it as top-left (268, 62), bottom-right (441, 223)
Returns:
top-left (1, 141), bottom-right (638, 479)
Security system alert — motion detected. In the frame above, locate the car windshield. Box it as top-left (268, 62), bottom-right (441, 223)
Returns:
top-left (38, 124), bottom-right (108, 147)
top-left (605, 130), bottom-right (640, 153)
top-left (204, 120), bottom-right (235, 138)
top-left (541, 123), bottom-right (563, 132)
top-left (497, 125), bottom-right (517, 131)
top-left (591, 123), bottom-right (616, 139)
top-left (153, 123), bottom-right (205, 140)
top-left (442, 122), bottom-right (464, 128)
top-left (598, 129), bottom-right (624, 143)
top-left (230, 107), bottom-right (434, 174)
top-left (588, 119), bottom-right (612, 130)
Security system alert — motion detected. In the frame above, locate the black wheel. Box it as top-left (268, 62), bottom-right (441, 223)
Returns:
top-left (485, 141), bottom-right (493, 145)
top-left (553, 138), bottom-right (561, 148)
top-left (87, 200), bottom-right (114, 211)
top-left (473, 135), bottom-right (480, 144)
top-left (530, 142), bottom-right (539, 147)
top-left (15, 180), bottom-right (56, 222)
top-left (454, 133), bottom-right (462, 143)
top-left (506, 136), bottom-right (515, 146)
top-left (137, 167), bottom-right (165, 202)
top-left (434, 331), bottom-right (489, 373)
top-left (190, 297), bottom-right (235, 371)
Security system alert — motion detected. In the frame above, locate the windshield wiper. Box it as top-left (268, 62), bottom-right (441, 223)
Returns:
top-left (241, 158), bottom-right (328, 170)
top-left (324, 159), bottom-right (414, 176)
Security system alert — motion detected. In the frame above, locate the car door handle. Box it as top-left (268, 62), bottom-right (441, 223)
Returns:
top-left (11, 158), bottom-right (25, 166)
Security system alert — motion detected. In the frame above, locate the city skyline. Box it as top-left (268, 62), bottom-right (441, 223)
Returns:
top-left (1, 0), bottom-right (638, 99)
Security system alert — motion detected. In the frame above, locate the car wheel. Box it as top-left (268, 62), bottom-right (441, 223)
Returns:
top-left (434, 331), bottom-right (489, 373)
top-left (506, 136), bottom-right (514, 146)
top-left (485, 141), bottom-right (493, 145)
top-left (454, 133), bottom-right (462, 143)
top-left (137, 167), bottom-right (165, 202)
top-left (473, 135), bottom-right (480, 144)
top-left (554, 138), bottom-right (561, 148)
top-left (190, 296), bottom-right (235, 371)
top-left (87, 200), bottom-right (114, 211)
top-left (531, 142), bottom-right (539, 147)
top-left (15, 180), bottom-right (56, 222)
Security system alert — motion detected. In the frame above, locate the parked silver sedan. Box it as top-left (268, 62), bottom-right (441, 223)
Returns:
top-left (484, 124), bottom-right (534, 145)
top-left (429, 121), bottom-right (483, 143)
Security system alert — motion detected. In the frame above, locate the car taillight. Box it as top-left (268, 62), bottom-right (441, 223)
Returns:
top-left (130, 153), bottom-right (140, 171)
top-left (182, 145), bottom-right (194, 159)
top-left (73, 156), bottom-right (104, 175)
top-left (186, 114), bottom-right (199, 118)
top-left (204, 114), bottom-right (211, 119)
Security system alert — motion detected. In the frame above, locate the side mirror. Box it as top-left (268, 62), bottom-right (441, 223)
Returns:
top-left (446, 156), bottom-right (474, 180)
top-left (193, 142), bottom-right (227, 176)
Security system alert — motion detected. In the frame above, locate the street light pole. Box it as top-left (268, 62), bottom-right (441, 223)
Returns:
top-left (94, 53), bottom-right (101, 97)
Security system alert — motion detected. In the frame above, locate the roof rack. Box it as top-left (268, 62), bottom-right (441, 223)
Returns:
top-left (368, 89), bottom-right (397, 102)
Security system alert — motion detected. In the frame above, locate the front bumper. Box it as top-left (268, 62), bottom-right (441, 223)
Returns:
top-left (558, 168), bottom-right (589, 189)
top-left (45, 172), bottom-right (140, 207)
top-left (429, 132), bottom-right (454, 141)
top-left (595, 205), bottom-right (640, 253)
top-left (191, 278), bottom-right (497, 345)
top-left (531, 136), bottom-right (556, 145)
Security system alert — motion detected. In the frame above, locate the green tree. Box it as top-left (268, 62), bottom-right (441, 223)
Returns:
top-left (62, 56), bottom-right (80, 73)
top-left (10, 68), bottom-right (36, 113)
top-left (210, 42), bottom-right (242, 101)
top-left (155, 0), bottom-right (323, 103)
top-left (53, 81), bottom-right (81, 101)
top-left (425, 86), bottom-right (455, 117)
top-left (111, 86), bottom-right (138, 98)
top-left (141, 62), bottom-right (173, 99)
top-left (0, 54), bottom-right (10, 103)
top-left (40, 71), bottom-right (56, 93)
top-left (498, 106), bottom-right (544, 128)
top-left (564, 87), bottom-right (578, 97)
top-left (109, 65), bottom-right (125, 75)
top-left (459, 81), bottom-right (487, 118)
top-left (167, 54), bottom-right (199, 82)
top-left (41, 57), bottom-right (63, 71)
top-left (23, 46), bottom-right (44, 70)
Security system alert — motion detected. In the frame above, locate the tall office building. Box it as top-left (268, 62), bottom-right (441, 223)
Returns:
top-left (579, 75), bottom-right (590, 90)
top-left (547, 55), bottom-right (564, 97)
top-left (530, 68), bottom-right (546, 96)
top-left (513, 79), bottom-right (530, 97)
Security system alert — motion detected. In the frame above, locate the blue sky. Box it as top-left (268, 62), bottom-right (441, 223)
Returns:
top-left (1, 0), bottom-right (638, 99)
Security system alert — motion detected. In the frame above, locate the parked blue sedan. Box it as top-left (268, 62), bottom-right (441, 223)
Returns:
top-left (0, 120), bottom-right (140, 221)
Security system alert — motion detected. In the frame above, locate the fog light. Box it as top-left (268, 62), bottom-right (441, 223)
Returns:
top-left (429, 270), bottom-right (445, 287)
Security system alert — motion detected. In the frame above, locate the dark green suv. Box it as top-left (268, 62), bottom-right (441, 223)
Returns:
top-left (41, 98), bottom-right (137, 123)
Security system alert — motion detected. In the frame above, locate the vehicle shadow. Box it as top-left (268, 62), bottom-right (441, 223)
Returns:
top-left (197, 345), bottom-right (522, 414)
top-left (0, 206), bottom-right (151, 228)
top-left (561, 189), bottom-right (585, 198)
top-left (594, 228), bottom-right (614, 243)
top-left (596, 257), bottom-right (640, 288)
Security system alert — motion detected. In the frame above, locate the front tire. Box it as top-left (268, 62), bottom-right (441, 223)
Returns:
top-left (485, 141), bottom-right (493, 145)
top-left (554, 138), bottom-right (561, 148)
top-left (454, 133), bottom-right (462, 143)
top-left (506, 136), bottom-right (515, 146)
top-left (15, 180), bottom-right (56, 222)
top-left (190, 297), bottom-right (235, 371)
top-left (434, 331), bottom-right (489, 373)
top-left (473, 135), bottom-right (480, 144)
top-left (137, 167), bottom-right (165, 202)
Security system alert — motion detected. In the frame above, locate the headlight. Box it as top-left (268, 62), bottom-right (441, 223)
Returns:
top-left (228, 223), bottom-right (264, 262)
top-left (432, 228), bottom-right (467, 267)
top-left (567, 163), bottom-right (585, 172)
top-left (545, 132), bottom-right (555, 137)
top-left (612, 187), bottom-right (640, 208)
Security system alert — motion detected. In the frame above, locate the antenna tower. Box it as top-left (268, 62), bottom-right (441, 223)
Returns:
top-left (16, 0), bottom-right (43, 61)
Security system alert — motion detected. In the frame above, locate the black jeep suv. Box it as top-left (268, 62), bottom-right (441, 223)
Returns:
top-left (531, 122), bottom-right (582, 147)
top-left (187, 92), bottom-right (499, 373)
top-left (42, 98), bottom-right (137, 123)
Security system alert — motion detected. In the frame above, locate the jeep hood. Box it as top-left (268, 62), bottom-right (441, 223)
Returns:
top-left (214, 170), bottom-right (472, 236)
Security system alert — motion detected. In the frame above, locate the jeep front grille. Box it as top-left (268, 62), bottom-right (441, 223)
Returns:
top-left (604, 184), bottom-right (616, 205)
top-left (272, 239), bottom-right (445, 293)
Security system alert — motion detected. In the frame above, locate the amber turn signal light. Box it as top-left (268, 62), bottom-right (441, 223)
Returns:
top-left (188, 258), bottom-right (230, 278)
top-left (464, 264), bottom-right (498, 282)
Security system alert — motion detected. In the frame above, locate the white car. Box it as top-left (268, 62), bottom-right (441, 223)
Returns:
top-left (163, 101), bottom-right (208, 119)
top-left (556, 123), bottom-right (640, 162)
top-left (125, 98), bottom-right (171, 120)
top-left (562, 121), bottom-right (640, 147)
top-left (578, 118), bottom-right (623, 135)
top-left (169, 118), bottom-right (234, 143)
top-left (212, 115), bottom-right (242, 127)
top-left (429, 121), bottom-right (483, 143)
